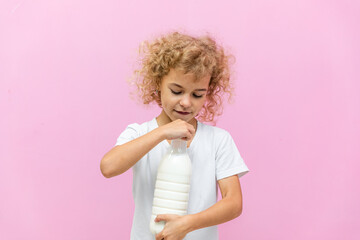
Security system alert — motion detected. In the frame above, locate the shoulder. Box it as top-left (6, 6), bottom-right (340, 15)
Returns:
top-left (197, 122), bottom-right (235, 153)
top-left (124, 118), bottom-right (157, 136)
top-left (115, 118), bottom-right (156, 146)
top-left (198, 121), bottom-right (232, 140)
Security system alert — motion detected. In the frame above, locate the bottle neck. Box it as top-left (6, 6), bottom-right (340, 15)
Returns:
top-left (171, 139), bottom-right (187, 154)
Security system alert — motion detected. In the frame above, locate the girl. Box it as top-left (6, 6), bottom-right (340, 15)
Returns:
top-left (100, 31), bottom-right (249, 240)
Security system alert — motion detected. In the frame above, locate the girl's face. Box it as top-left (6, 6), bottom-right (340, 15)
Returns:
top-left (159, 68), bottom-right (211, 123)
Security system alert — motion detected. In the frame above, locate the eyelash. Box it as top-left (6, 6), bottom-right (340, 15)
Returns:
top-left (171, 89), bottom-right (203, 98)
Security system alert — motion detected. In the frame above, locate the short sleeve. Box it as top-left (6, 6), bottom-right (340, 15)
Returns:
top-left (114, 123), bottom-right (141, 146)
top-left (215, 130), bottom-right (249, 180)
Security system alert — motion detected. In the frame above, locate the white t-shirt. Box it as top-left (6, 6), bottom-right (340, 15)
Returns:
top-left (115, 118), bottom-right (249, 240)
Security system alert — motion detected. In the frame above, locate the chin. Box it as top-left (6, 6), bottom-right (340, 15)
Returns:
top-left (180, 115), bottom-right (195, 123)
top-left (171, 114), bottom-right (191, 122)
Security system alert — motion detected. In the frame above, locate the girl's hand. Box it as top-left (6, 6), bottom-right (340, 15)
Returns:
top-left (158, 119), bottom-right (195, 141)
top-left (154, 214), bottom-right (191, 240)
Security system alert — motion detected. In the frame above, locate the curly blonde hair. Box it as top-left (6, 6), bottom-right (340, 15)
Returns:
top-left (130, 31), bottom-right (235, 123)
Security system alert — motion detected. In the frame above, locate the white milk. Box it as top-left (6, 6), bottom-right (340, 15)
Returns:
top-left (149, 139), bottom-right (192, 235)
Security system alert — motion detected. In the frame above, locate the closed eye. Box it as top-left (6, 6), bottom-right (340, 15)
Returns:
top-left (193, 94), bottom-right (203, 98)
top-left (170, 89), bottom-right (181, 95)
top-left (170, 89), bottom-right (204, 98)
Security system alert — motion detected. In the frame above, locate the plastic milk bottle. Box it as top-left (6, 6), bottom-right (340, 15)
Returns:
top-left (149, 139), bottom-right (192, 235)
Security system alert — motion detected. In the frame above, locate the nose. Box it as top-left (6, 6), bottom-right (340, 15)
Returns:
top-left (180, 94), bottom-right (191, 109)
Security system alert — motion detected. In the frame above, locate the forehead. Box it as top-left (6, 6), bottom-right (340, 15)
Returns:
top-left (162, 68), bottom-right (211, 88)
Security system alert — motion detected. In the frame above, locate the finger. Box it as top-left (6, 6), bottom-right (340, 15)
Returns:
top-left (189, 128), bottom-right (195, 136)
top-left (155, 214), bottom-right (168, 222)
top-left (155, 232), bottom-right (162, 240)
top-left (191, 125), bottom-right (196, 134)
top-left (156, 214), bottom-right (178, 222)
top-left (187, 124), bottom-right (195, 135)
top-left (186, 132), bottom-right (192, 140)
top-left (156, 214), bottom-right (179, 223)
top-left (181, 131), bottom-right (190, 141)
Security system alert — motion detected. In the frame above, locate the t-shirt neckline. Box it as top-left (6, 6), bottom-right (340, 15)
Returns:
top-left (152, 118), bottom-right (200, 150)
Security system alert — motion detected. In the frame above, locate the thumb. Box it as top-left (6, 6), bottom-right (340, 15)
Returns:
top-left (155, 214), bottom-right (171, 222)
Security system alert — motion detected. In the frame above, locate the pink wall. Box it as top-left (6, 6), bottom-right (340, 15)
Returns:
top-left (1, 0), bottom-right (359, 239)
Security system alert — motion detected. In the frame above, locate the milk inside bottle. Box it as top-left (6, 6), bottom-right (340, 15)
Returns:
top-left (149, 139), bottom-right (192, 235)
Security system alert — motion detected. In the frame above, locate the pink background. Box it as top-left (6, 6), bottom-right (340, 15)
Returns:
top-left (1, 0), bottom-right (359, 239)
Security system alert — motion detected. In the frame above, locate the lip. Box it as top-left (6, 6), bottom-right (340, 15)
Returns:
top-left (174, 110), bottom-right (191, 115)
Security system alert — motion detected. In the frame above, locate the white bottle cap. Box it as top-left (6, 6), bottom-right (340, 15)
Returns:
top-left (171, 139), bottom-right (187, 154)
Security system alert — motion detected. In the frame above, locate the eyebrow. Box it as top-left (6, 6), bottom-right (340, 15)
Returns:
top-left (169, 83), bottom-right (207, 91)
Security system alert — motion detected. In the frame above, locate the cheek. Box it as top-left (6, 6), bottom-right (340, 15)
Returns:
top-left (191, 99), bottom-right (206, 114)
top-left (160, 93), bottom-right (175, 109)
top-left (197, 98), bottom-right (207, 107)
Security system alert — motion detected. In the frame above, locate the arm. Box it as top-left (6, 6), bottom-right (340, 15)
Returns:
top-left (100, 119), bottom-right (195, 178)
top-left (155, 175), bottom-right (243, 240)
top-left (100, 127), bottom-right (164, 178)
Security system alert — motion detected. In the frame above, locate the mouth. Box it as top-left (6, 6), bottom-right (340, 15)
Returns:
top-left (174, 110), bottom-right (191, 115)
